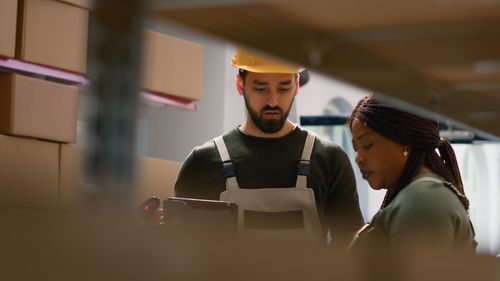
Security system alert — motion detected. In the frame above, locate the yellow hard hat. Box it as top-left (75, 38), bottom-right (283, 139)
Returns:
top-left (231, 48), bottom-right (303, 74)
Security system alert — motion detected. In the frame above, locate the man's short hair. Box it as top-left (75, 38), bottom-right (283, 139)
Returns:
top-left (239, 69), bottom-right (248, 82)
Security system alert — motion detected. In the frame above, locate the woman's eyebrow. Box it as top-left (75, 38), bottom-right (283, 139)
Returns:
top-left (357, 132), bottom-right (373, 141)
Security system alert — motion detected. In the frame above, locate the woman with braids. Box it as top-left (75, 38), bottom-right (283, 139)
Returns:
top-left (347, 95), bottom-right (476, 253)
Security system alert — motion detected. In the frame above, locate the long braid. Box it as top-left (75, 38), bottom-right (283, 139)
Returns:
top-left (349, 95), bottom-right (469, 210)
top-left (437, 139), bottom-right (464, 192)
top-left (432, 140), bottom-right (469, 209)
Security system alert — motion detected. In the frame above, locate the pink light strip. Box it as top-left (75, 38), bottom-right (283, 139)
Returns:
top-left (141, 91), bottom-right (197, 111)
top-left (0, 57), bottom-right (197, 110)
top-left (0, 57), bottom-right (89, 84)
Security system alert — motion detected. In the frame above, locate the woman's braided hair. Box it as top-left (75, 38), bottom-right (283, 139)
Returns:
top-left (348, 95), bottom-right (469, 210)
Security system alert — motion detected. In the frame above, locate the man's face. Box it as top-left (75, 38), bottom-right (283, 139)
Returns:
top-left (239, 72), bottom-right (298, 134)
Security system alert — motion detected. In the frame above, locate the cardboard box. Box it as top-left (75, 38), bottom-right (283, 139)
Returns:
top-left (134, 156), bottom-right (181, 204)
top-left (16, 0), bottom-right (89, 73)
top-left (142, 29), bottom-right (203, 100)
top-left (56, 0), bottom-right (93, 9)
top-left (0, 0), bottom-right (18, 57)
top-left (0, 134), bottom-right (59, 209)
top-left (0, 73), bottom-right (78, 143)
top-left (58, 144), bottom-right (83, 210)
top-left (59, 144), bottom-right (181, 210)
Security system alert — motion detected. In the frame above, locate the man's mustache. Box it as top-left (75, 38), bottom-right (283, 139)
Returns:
top-left (261, 105), bottom-right (283, 112)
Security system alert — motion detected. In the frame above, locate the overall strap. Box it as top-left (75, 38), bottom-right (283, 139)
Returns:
top-left (214, 136), bottom-right (239, 190)
top-left (295, 131), bottom-right (316, 189)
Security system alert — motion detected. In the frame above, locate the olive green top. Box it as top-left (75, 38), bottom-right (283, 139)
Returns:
top-left (351, 172), bottom-right (476, 253)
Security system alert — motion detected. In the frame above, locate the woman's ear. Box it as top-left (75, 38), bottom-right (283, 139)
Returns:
top-left (236, 75), bottom-right (244, 96)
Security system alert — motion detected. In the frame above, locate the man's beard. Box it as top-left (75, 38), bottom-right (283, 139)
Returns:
top-left (243, 93), bottom-right (295, 134)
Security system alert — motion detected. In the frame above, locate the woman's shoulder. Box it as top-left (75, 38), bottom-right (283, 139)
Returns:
top-left (388, 173), bottom-right (466, 215)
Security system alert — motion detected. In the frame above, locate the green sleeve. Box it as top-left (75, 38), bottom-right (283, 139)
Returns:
top-left (174, 145), bottom-right (225, 200)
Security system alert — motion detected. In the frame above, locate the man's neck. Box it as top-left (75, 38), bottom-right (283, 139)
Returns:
top-left (239, 119), bottom-right (296, 138)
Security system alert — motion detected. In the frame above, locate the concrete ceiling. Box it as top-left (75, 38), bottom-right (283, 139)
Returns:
top-left (153, 0), bottom-right (500, 140)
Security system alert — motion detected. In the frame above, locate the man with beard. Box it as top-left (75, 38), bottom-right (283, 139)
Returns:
top-left (174, 48), bottom-right (363, 248)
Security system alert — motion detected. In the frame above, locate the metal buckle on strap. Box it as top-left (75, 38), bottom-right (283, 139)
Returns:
top-left (222, 161), bottom-right (236, 178)
top-left (297, 160), bottom-right (311, 176)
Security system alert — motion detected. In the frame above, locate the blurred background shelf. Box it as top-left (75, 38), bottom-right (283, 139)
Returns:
top-left (152, 0), bottom-right (500, 140)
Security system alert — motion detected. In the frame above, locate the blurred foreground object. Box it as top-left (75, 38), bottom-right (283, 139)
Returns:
top-left (84, 0), bottom-right (145, 206)
top-left (1, 207), bottom-right (499, 281)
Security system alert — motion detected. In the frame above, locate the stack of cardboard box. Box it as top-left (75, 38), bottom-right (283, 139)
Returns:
top-left (0, 0), bottom-right (186, 212)
top-left (1, 0), bottom-right (86, 144)
top-left (0, 0), bottom-right (86, 210)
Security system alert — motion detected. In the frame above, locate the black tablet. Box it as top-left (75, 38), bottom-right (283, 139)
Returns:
top-left (163, 197), bottom-right (238, 234)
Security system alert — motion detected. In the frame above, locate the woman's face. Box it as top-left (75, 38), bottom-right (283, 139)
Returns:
top-left (350, 118), bottom-right (409, 190)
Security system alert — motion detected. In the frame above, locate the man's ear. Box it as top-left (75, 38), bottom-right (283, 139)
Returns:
top-left (236, 75), bottom-right (244, 96)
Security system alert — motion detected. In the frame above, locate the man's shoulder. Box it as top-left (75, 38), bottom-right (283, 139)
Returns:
top-left (189, 137), bottom-right (219, 160)
top-left (297, 127), bottom-right (344, 154)
top-left (192, 129), bottom-right (240, 155)
top-left (220, 127), bottom-right (241, 141)
top-left (194, 139), bottom-right (217, 153)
